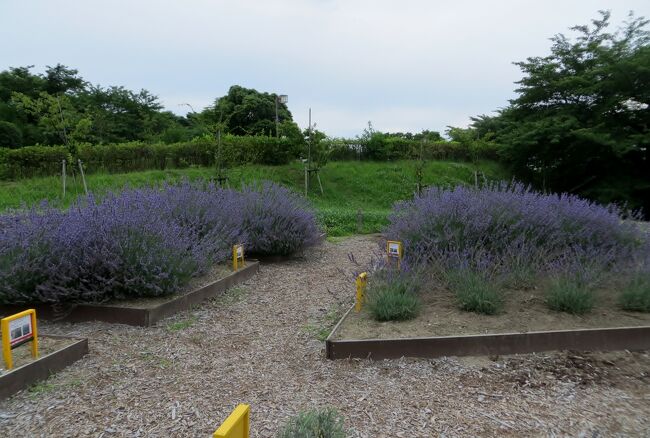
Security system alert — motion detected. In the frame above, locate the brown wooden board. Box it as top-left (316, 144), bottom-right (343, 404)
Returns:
top-left (326, 305), bottom-right (650, 359)
top-left (0, 261), bottom-right (259, 327)
top-left (0, 335), bottom-right (88, 400)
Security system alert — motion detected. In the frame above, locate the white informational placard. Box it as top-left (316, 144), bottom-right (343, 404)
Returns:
top-left (8, 314), bottom-right (33, 347)
top-left (236, 245), bottom-right (243, 258)
top-left (388, 242), bottom-right (401, 257)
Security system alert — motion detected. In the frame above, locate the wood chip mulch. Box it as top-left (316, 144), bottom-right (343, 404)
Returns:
top-left (1, 235), bottom-right (649, 437)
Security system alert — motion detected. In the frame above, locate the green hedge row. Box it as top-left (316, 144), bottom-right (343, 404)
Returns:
top-left (325, 138), bottom-right (498, 162)
top-left (0, 135), bottom-right (303, 179)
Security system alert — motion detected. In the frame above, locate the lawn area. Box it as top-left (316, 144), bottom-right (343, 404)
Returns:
top-left (0, 159), bottom-right (508, 236)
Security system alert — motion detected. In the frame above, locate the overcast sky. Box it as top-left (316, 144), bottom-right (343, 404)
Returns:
top-left (1, 1), bottom-right (649, 137)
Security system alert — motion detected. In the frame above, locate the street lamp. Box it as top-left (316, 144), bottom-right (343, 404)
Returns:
top-left (275, 94), bottom-right (288, 138)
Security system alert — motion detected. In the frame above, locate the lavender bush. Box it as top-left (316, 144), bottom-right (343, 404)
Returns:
top-left (0, 180), bottom-right (320, 305)
top-left (240, 182), bottom-right (321, 256)
top-left (385, 182), bottom-right (647, 276)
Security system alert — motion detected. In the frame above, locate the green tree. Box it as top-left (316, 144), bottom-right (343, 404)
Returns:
top-left (478, 11), bottom-right (650, 211)
top-left (202, 85), bottom-right (293, 136)
top-left (0, 121), bottom-right (22, 148)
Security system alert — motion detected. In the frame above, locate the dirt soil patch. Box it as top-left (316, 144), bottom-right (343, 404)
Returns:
top-left (1, 235), bottom-right (649, 437)
top-left (336, 280), bottom-right (650, 340)
top-left (0, 337), bottom-right (75, 375)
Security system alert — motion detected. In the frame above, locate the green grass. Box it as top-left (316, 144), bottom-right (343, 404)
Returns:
top-left (619, 274), bottom-right (650, 312)
top-left (446, 269), bottom-right (503, 315)
top-left (546, 277), bottom-right (595, 315)
top-left (366, 271), bottom-right (423, 321)
top-left (305, 306), bottom-right (344, 341)
top-left (278, 407), bottom-right (347, 438)
top-left (0, 159), bottom-right (508, 236)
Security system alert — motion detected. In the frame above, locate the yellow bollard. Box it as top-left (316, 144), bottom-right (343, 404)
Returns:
top-left (232, 244), bottom-right (245, 271)
top-left (214, 404), bottom-right (250, 438)
top-left (355, 272), bottom-right (368, 312)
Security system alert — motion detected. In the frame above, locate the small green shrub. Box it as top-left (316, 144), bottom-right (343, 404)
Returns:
top-left (447, 269), bottom-right (503, 315)
top-left (619, 274), bottom-right (650, 312)
top-left (546, 277), bottom-right (595, 315)
top-left (366, 271), bottom-right (422, 321)
top-left (278, 408), bottom-right (346, 438)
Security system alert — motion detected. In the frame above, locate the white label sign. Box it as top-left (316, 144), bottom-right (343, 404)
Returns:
top-left (9, 315), bottom-right (33, 346)
top-left (236, 245), bottom-right (243, 258)
top-left (388, 242), bottom-right (401, 257)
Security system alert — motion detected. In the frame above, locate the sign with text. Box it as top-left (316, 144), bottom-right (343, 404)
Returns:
top-left (386, 240), bottom-right (403, 269)
top-left (2, 309), bottom-right (38, 370)
top-left (232, 244), bottom-right (245, 271)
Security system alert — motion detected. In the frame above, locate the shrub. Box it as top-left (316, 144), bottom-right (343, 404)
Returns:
top-left (0, 180), bottom-right (319, 304)
top-left (0, 121), bottom-right (23, 148)
top-left (278, 408), bottom-right (347, 438)
top-left (241, 182), bottom-right (321, 256)
top-left (546, 276), bottom-right (595, 315)
top-left (446, 269), bottom-right (503, 315)
top-left (385, 182), bottom-right (646, 277)
top-left (366, 270), bottom-right (422, 321)
top-left (619, 273), bottom-right (650, 312)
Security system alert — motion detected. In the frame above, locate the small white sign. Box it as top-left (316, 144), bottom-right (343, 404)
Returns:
top-left (236, 245), bottom-right (243, 258)
top-left (388, 242), bottom-right (401, 257)
top-left (9, 315), bottom-right (33, 346)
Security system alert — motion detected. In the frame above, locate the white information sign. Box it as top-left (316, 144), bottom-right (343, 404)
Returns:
top-left (9, 314), bottom-right (33, 347)
top-left (388, 242), bottom-right (401, 257)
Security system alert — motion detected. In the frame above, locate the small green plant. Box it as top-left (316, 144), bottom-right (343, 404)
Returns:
top-left (278, 407), bottom-right (347, 438)
top-left (166, 315), bottom-right (197, 331)
top-left (546, 276), bottom-right (594, 315)
top-left (447, 269), bottom-right (503, 315)
top-left (305, 307), bottom-right (342, 341)
top-left (366, 271), bottom-right (422, 321)
top-left (619, 273), bottom-right (650, 312)
top-left (28, 381), bottom-right (56, 396)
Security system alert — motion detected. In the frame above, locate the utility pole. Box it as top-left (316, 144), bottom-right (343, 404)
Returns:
top-left (275, 94), bottom-right (288, 138)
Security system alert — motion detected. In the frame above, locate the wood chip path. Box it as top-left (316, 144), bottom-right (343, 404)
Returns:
top-left (1, 235), bottom-right (649, 437)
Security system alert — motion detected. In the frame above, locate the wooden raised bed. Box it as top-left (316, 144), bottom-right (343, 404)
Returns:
top-left (0, 261), bottom-right (259, 327)
top-left (0, 335), bottom-right (89, 400)
top-left (325, 304), bottom-right (650, 360)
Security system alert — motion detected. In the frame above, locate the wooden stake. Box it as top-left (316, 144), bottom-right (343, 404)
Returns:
top-left (78, 159), bottom-right (88, 195)
top-left (62, 159), bottom-right (66, 198)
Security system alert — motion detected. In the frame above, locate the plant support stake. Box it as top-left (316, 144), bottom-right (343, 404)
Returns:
top-left (78, 159), bottom-right (88, 195)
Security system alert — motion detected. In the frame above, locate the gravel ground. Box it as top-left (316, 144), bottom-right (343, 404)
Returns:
top-left (1, 235), bottom-right (649, 437)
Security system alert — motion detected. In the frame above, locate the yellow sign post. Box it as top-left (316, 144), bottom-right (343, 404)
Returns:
top-left (1, 309), bottom-right (38, 370)
top-left (232, 244), bottom-right (245, 271)
top-left (386, 240), bottom-right (403, 270)
top-left (355, 272), bottom-right (368, 313)
top-left (214, 404), bottom-right (250, 438)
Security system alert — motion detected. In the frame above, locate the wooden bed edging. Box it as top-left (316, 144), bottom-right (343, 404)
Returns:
top-left (0, 335), bottom-right (89, 400)
top-left (325, 309), bottom-right (650, 359)
top-left (0, 261), bottom-right (260, 327)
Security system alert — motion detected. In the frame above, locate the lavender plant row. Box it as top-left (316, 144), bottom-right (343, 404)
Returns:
top-left (0, 181), bottom-right (320, 305)
top-left (385, 182), bottom-right (650, 278)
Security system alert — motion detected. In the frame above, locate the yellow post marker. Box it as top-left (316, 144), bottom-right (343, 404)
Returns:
top-left (232, 244), bottom-right (245, 271)
top-left (355, 272), bottom-right (368, 313)
top-left (214, 404), bottom-right (250, 438)
top-left (386, 240), bottom-right (404, 270)
top-left (1, 309), bottom-right (38, 370)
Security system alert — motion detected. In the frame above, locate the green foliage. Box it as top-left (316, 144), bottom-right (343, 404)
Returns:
top-left (0, 121), bottom-right (22, 148)
top-left (446, 269), bottom-right (503, 315)
top-left (619, 273), bottom-right (650, 312)
top-left (546, 276), bottom-right (595, 315)
top-left (0, 145), bottom-right (70, 179)
top-left (0, 160), bottom-right (508, 237)
top-left (278, 408), bottom-right (347, 438)
top-left (201, 85), bottom-right (297, 137)
top-left (464, 12), bottom-right (650, 213)
top-left (367, 271), bottom-right (422, 321)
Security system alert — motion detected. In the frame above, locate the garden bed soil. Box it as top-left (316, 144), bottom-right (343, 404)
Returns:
top-left (0, 261), bottom-right (259, 326)
top-left (0, 335), bottom-right (88, 400)
top-left (335, 284), bottom-right (650, 340)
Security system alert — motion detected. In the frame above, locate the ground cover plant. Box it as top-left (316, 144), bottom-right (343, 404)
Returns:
top-left (0, 181), bottom-right (320, 305)
top-left (384, 182), bottom-right (650, 316)
top-left (278, 407), bottom-right (347, 438)
top-left (366, 268), bottom-right (422, 321)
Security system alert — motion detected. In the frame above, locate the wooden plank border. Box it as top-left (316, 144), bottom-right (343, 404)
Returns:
top-left (0, 335), bottom-right (89, 400)
top-left (326, 306), bottom-right (650, 359)
top-left (0, 261), bottom-right (260, 327)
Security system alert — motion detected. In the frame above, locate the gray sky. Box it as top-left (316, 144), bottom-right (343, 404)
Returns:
top-left (1, 1), bottom-right (649, 137)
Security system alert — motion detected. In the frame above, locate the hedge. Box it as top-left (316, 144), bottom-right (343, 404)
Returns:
top-left (0, 135), bottom-right (302, 179)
